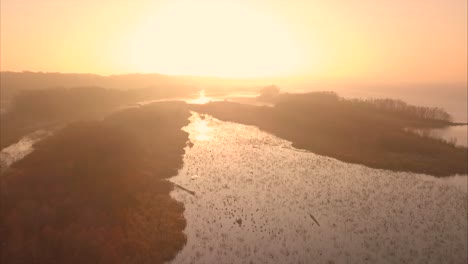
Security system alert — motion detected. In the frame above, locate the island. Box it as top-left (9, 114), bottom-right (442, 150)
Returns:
top-left (192, 91), bottom-right (467, 176)
top-left (1, 102), bottom-right (191, 263)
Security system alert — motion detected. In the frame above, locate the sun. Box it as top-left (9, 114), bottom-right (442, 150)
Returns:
top-left (128, 0), bottom-right (304, 78)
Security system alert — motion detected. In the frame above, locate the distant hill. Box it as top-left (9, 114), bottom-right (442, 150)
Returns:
top-left (0, 71), bottom-right (266, 101)
top-left (0, 71), bottom-right (197, 100)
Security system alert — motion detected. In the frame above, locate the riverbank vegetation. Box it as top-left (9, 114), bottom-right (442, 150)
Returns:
top-left (1, 102), bottom-right (190, 263)
top-left (0, 85), bottom-right (196, 149)
top-left (194, 92), bottom-right (467, 176)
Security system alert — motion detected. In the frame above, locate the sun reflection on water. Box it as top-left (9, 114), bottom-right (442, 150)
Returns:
top-left (192, 115), bottom-right (212, 141)
top-left (188, 90), bottom-right (212, 104)
top-left (172, 113), bottom-right (468, 264)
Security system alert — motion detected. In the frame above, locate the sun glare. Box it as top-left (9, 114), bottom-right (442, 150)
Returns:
top-left (188, 90), bottom-right (213, 104)
top-left (128, 1), bottom-right (304, 78)
top-left (193, 116), bottom-right (212, 141)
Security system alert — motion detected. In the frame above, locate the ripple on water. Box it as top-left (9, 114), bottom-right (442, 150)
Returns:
top-left (169, 113), bottom-right (467, 264)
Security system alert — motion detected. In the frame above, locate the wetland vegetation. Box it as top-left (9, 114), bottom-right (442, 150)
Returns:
top-left (0, 79), bottom-right (466, 264)
top-left (193, 91), bottom-right (467, 176)
top-left (1, 102), bottom-right (191, 264)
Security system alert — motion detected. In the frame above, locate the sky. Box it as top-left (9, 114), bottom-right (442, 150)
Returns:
top-left (1, 0), bottom-right (467, 82)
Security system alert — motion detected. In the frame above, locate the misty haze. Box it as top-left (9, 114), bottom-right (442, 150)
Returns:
top-left (1, 1), bottom-right (467, 264)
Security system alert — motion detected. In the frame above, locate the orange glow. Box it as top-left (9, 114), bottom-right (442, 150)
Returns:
top-left (127, 1), bottom-right (305, 78)
top-left (1, 0), bottom-right (466, 82)
top-left (188, 90), bottom-right (213, 105)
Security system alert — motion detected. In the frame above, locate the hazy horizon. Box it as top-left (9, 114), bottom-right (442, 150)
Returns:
top-left (1, 0), bottom-right (467, 82)
top-left (1, 70), bottom-right (467, 86)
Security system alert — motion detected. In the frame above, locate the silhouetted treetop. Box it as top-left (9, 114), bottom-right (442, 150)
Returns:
top-left (274, 92), bottom-right (453, 123)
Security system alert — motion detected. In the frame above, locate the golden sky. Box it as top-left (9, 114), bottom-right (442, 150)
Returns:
top-left (1, 0), bottom-right (467, 82)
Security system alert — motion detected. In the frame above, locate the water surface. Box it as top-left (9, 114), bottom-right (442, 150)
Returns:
top-left (408, 125), bottom-right (468, 147)
top-left (170, 113), bottom-right (467, 264)
top-left (0, 130), bottom-right (52, 170)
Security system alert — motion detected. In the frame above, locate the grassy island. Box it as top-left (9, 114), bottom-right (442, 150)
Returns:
top-left (1, 102), bottom-right (190, 263)
top-left (193, 92), bottom-right (467, 176)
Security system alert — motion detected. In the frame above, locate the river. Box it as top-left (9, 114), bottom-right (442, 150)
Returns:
top-left (0, 130), bottom-right (52, 170)
top-left (169, 112), bottom-right (467, 264)
top-left (0, 95), bottom-right (466, 263)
